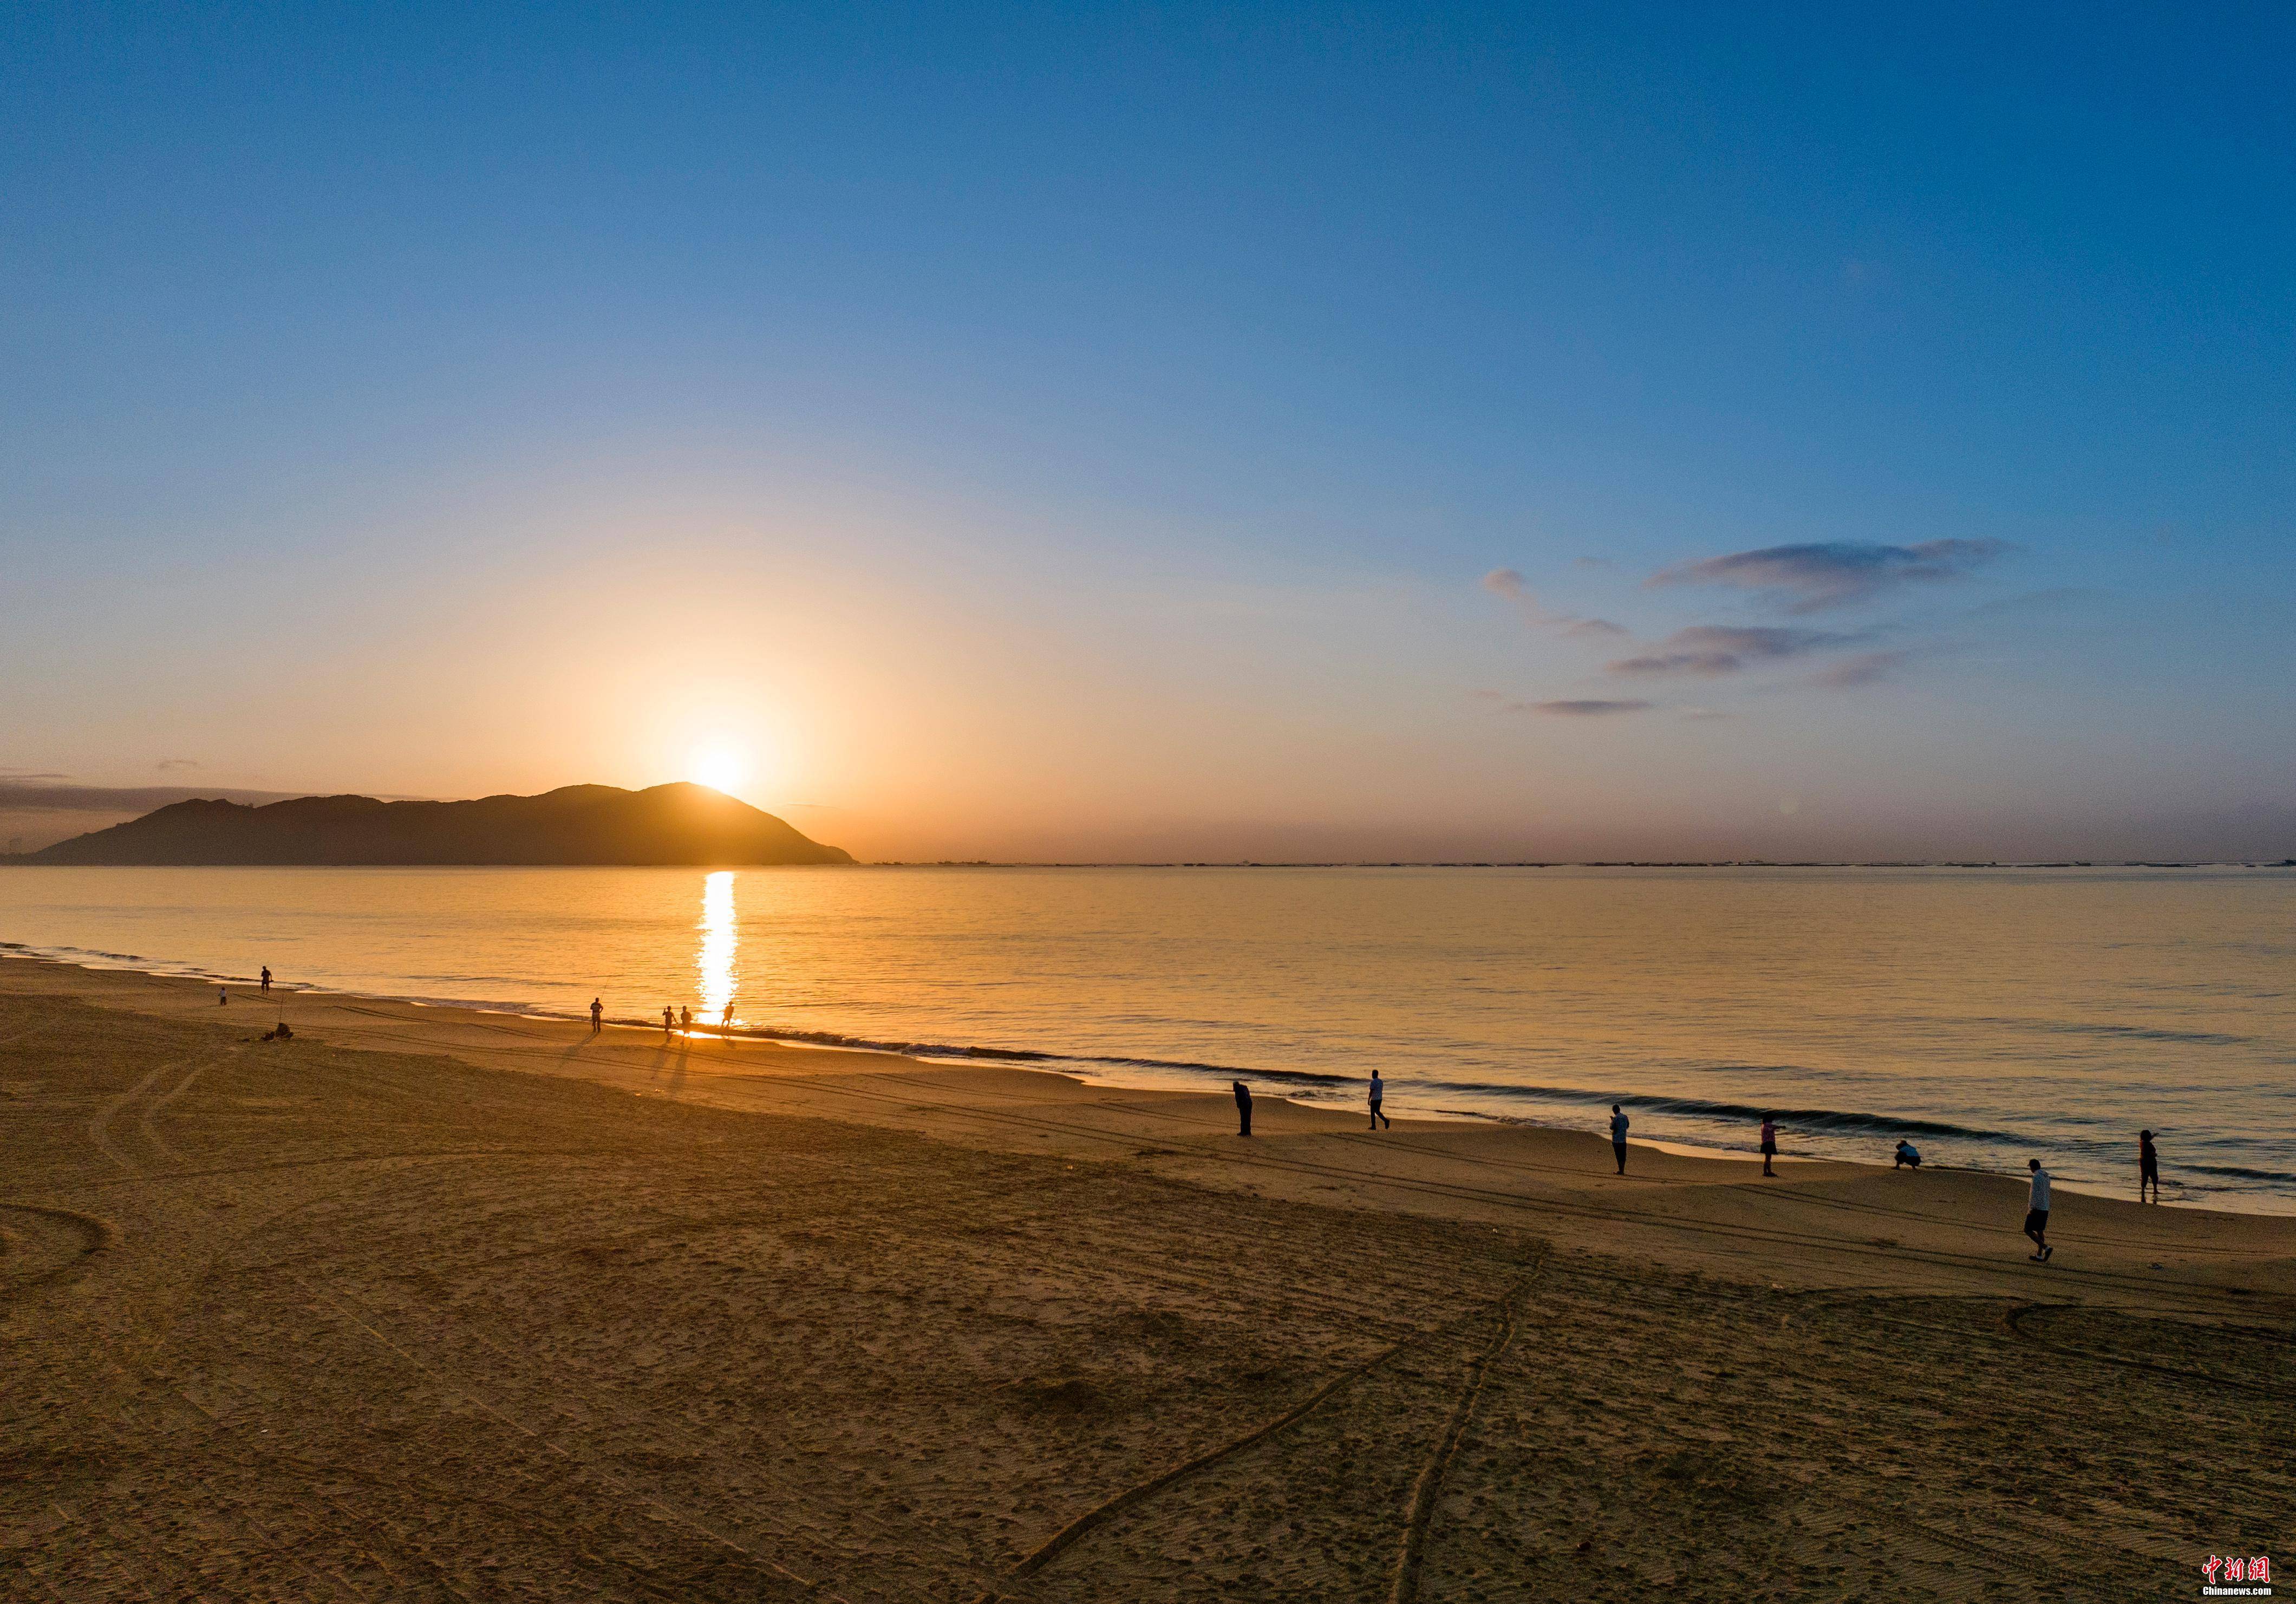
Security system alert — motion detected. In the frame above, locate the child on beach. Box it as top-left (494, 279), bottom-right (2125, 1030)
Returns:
top-left (1893, 1139), bottom-right (1921, 1170)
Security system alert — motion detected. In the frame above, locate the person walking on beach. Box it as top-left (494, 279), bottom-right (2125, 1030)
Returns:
top-left (1759, 1114), bottom-right (1778, 1177)
top-left (1232, 1080), bottom-right (1253, 1138)
top-left (721, 1000), bottom-right (735, 1032)
top-left (662, 1005), bottom-right (675, 1038)
top-left (2024, 1158), bottom-right (2053, 1262)
top-left (590, 997), bottom-right (603, 1033)
top-left (1368, 1070), bottom-right (1391, 1130)
top-left (2140, 1130), bottom-right (2161, 1203)
top-left (1609, 1104), bottom-right (1629, 1175)
top-left (260, 966), bottom-right (271, 995)
top-left (680, 1005), bottom-right (692, 1033)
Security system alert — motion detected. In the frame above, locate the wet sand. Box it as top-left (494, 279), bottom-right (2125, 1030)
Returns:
top-left (4, 957), bottom-right (2290, 1601)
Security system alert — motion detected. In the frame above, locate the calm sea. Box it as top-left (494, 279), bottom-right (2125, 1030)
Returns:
top-left (3, 865), bottom-right (2291, 1211)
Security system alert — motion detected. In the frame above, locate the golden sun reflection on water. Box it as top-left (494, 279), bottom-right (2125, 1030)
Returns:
top-left (697, 871), bottom-right (738, 1026)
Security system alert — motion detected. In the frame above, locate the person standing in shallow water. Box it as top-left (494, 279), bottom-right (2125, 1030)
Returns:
top-left (1759, 1113), bottom-right (1778, 1177)
top-left (1609, 1104), bottom-right (1629, 1175)
top-left (1368, 1070), bottom-right (1390, 1130)
top-left (2140, 1130), bottom-right (2161, 1203)
top-left (1232, 1080), bottom-right (1253, 1138)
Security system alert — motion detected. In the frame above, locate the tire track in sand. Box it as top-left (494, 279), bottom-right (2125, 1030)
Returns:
top-left (1388, 1251), bottom-right (1543, 1603)
top-left (970, 1259), bottom-right (1549, 1604)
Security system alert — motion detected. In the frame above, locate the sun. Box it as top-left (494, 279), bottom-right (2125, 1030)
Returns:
top-left (688, 742), bottom-right (748, 797)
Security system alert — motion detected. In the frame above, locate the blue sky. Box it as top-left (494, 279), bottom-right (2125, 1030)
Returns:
top-left (3, 3), bottom-right (2291, 859)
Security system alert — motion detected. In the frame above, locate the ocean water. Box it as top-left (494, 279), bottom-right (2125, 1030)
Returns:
top-left (3, 864), bottom-right (2291, 1211)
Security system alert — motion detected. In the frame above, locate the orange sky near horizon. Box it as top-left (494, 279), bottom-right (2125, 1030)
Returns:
top-left (6, 481), bottom-right (2282, 867)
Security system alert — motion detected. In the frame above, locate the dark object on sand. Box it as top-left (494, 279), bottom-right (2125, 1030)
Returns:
top-left (1232, 1080), bottom-right (1253, 1138)
top-left (262, 1021), bottom-right (293, 1042)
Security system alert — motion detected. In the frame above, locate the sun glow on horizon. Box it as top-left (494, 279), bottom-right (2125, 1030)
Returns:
top-left (688, 741), bottom-right (749, 798)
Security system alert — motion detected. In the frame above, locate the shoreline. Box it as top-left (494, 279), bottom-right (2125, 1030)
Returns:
top-left (9, 950), bottom-right (2296, 1297)
top-left (5, 938), bottom-right (2285, 1216)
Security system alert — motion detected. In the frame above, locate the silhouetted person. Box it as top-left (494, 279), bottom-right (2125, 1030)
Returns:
top-left (1368, 1069), bottom-right (1390, 1130)
top-left (218, 987), bottom-right (227, 1007)
top-left (1232, 1080), bottom-right (1253, 1138)
top-left (590, 997), bottom-right (603, 1032)
top-left (2025, 1158), bottom-right (2053, 1262)
top-left (663, 1005), bottom-right (674, 1038)
top-left (1759, 1114), bottom-right (1778, 1177)
top-left (680, 1005), bottom-right (692, 1033)
top-left (722, 1001), bottom-right (734, 1032)
top-left (1609, 1104), bottom-right (1628, 1175)
top-left (260, 966), bottom-right (271, 994)
top-left (2140, 1130), bottom-right (2160, 1203)
top-left (1893, 1139), bottom-right (1921, 1170)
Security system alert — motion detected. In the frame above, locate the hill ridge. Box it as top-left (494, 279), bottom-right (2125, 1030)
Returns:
top-left (13, 783), bottom-right (852, 866)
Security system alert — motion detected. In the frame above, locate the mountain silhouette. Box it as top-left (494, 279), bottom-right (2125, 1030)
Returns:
top-left (15, 784), bottom-right (852, 866)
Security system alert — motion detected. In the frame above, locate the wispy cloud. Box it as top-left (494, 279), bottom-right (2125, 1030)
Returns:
top-left (154, 757), bottom-right (200, 773)
top-left (1517, 699), bottom-right (1652, 716)
top-left (1648, 540), bottom-right (2007, 612)
top-left (1807, 650), bottom-right (1906, 688)
top-left (1608, 625), bottom-right (1848, 677)
top-left (1480, 569), bottom-right (1627, 638)
top-left (1473, 690), bottom-right (1653, 716)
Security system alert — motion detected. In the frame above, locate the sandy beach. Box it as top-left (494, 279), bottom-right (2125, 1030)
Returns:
top-left (4, 955), bottom-right (2290, 1601)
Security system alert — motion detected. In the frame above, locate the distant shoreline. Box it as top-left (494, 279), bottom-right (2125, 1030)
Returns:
top-left (859, 858), bottom-right (2296, 870)
top-left (14, 857), bottom-right (2286, 870)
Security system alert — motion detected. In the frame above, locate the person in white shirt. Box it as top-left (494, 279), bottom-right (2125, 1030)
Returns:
top-left (2024, 1158), bottom-right (2053, 1262)
top-left (1368, 1070), bottom-right (1390, 1131)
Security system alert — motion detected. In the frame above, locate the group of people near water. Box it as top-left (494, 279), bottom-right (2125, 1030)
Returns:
top-left (574, 988), bottom-right (2167, 1261)
top-left (578, 999), bottom-right (740, 1036)
top-left (242, 959), bottom-right (2186, 1261)
top-left (1225, 1068), bottom-right (2170, 1264)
